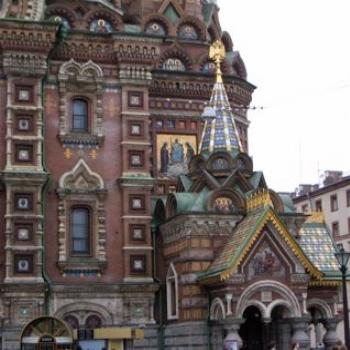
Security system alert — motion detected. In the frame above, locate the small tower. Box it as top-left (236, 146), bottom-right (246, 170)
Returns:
top-left (199, 40), bottom-right (243, 157)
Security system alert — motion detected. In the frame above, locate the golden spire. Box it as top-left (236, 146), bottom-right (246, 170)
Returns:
top-left (209, 40), bottom-right (225, 83)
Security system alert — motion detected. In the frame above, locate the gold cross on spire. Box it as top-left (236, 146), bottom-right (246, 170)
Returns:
top-left (209, 40), bottom-right (225, 83)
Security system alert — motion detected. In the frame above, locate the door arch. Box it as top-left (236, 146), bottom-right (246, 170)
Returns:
top-left (21, 316), bottom-right (73, 350)
top-left (239, 305), bottom-right (264, 350)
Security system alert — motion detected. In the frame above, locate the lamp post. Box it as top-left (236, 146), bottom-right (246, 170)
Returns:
top-left (335, 245), bottom-right (350, 349)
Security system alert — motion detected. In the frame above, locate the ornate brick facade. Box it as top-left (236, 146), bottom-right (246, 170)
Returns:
top-left (0, 1), bottom-right (254, 349)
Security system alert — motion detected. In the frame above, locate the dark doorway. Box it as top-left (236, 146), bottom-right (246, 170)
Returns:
top-left (239, 306), bottom-right (264, 350)
top-left (269, 305), bottom-right (292, 350)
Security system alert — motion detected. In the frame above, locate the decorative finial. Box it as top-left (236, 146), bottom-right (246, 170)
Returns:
top-left (209, 40), bottom-right (225, 83)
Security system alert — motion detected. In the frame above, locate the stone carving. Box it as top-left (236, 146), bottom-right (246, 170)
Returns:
top-left (0, 0), bottom-right (44, 20)
top-left (58, 59), bottom-right (104, 148)
top-left (57, 159), bottom-right (107, 272)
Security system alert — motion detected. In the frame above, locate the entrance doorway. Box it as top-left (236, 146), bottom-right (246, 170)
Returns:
top-left (239, 306), bottom-right (264, 350)
top-left (268, 305), bottom-right (292, 350)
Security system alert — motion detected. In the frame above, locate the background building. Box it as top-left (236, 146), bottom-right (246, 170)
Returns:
top-left (293, 171), bottom-right (350, 249)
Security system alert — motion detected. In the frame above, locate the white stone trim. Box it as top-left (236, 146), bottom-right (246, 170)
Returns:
top-left (210, 297), bottom-right (226, 320)
top-left (166, 263), bottom-right (179, 320)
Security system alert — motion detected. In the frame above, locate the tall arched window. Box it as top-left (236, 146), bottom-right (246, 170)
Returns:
top-left (64, 315), bottom-right (79, 329)
top-left (72, 99), bottom-right (88, 133)
top-left (166, 263), bottom-right (178, 320)
top-left (85, 315), bottom-right (102, 329)
top-left (71, 207), bottom-right (90, 255)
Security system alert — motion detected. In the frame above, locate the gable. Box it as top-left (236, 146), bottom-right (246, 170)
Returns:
top-left (198, 207), bottom-right (323, 284)
top-left (239, 226), bottom-right (306, 283)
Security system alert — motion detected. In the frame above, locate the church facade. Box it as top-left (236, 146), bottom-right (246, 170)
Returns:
top-left (0, 1), bottom-right (344, 349)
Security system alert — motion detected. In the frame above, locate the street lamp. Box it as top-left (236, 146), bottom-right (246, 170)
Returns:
top-left (335, 244), bottom-right (350, 349)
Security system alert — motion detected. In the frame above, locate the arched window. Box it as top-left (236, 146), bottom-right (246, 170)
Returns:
top-left (162, 58), bottom-right (186, 71)
top-left (145, 21), bottom-right (166, 36)
top-left (85, 315), bottom-right (102, 329)
top-left (64, 315), bottom-right (79, 329)
top-left (177, 24), bottom-right (198, 40)
top-left (50, 15), bottom-right (71, 30)
top-left (89, 18), bottom-right (113, 33)
top-left (71, 207), bottom-right (90, 255)
top-left (72, 99), bottom-right (88, 133)
top-left (166, 263), bottom-right (178, 320)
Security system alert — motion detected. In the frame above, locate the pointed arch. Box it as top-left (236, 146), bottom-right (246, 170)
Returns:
top-left (81, 60), bottom-right (104, 78)
top-left (141, 13), bottom-right (174, 36)
top-left (59, 58), bottom-right (81, 76)
top-left (159, 45), bottom-right (193, 71)
top-left (177, 16), bottom-right (207, 41)
top-left (166, 263), bottom-right (179, 320)
top-left (210, 297), bottom-right (226, 320)
top-left (56, 160), bottom-right (107, 275)
top-left (59, 59), bottom-right (104, 79)
top-left (84, 9), bottom-right (123, 31)
top-left (59, 159), bottom-right (104, 191)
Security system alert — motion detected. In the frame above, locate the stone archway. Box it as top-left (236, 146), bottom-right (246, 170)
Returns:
top-left (239, 305), bottom-right (264, 350)
top-left (269, 304), bottom-right (293, 350)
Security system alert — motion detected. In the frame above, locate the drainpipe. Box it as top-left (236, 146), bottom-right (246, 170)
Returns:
top-left (206, 288), bottom-right (212, 350)
top-left (151, 220), bottom-right (164, 350)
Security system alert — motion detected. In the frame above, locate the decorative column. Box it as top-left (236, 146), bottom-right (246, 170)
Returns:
top-left (225, 294), bottom-right (233, 316)
top-left (222, 318), bottom-right (243, 349)
top-left (291, 317), bottom-right (311, 349)
top-left (322, 318), bottom-right (338, 350)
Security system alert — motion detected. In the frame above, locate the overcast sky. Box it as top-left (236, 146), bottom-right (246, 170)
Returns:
top-left (219, 0), bottom-right (350, 192)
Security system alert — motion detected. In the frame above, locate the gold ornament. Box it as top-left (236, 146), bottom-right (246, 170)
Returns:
top-left (209, 40), bottom-right (225, 83)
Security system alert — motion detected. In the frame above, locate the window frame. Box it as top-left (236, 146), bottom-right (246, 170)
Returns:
top-left (330, 194), bottom-right (338, 212)
top-left (71, 98), bottom-right (89, 133)
top-left (70, 206), bottom-right (92, 256)
top-left (166, 263), bottom-right (179, 320)
top-left (346, 190), bottom-right (350, 207)
top-left (315, 199), bottom-right (322, 212)
top-left (332, 221), bottom-right (339, 236)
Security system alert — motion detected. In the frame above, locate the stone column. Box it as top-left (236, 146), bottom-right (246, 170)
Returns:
top-left (222, 318), bottom-right (243, 349)
top-left (323, 318), bottom-right (338, 350)
top-left (291, 317), bottom-right (311, 349)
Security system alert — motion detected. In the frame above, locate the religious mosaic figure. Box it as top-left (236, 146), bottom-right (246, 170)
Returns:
top-left (160, 142), bottom-right (169, 174)
top-left (185, 142), bottom-right (195, 163)
top-left (213, 197), bottom-right (235, 213)
top-left (171, 139), bottom-right (184, 164)
top-left (90, 18), bottom-right (113, 33)
top-left (248, 245), bottom-right (285, 279)
top-left (163, 58), bottom-right (186, 71)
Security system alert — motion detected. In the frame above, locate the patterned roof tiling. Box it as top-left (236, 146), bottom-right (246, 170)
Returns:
top-left (199, 206), bottom-right (324, 283)
top-left (199, 80), bottom-right (243, 156)
top-left (199, 207), bottom-right (268, 279)
top-left (299, 222), bottom-right (340, 276)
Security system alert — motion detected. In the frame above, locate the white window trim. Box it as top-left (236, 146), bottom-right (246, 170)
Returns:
top-left (166, 262), bottom-right (179, 320)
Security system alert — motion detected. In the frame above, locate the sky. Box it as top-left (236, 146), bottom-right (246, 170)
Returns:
top-left (219, 0), bottom-right (350, 192)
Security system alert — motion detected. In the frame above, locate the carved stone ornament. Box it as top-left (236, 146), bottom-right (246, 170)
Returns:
top-left (58, 59), bottom-right (104, 148)
top-left (0, 0), bottom-right (45, 20)
top-left (57, 159), bottom-right (107, 273)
